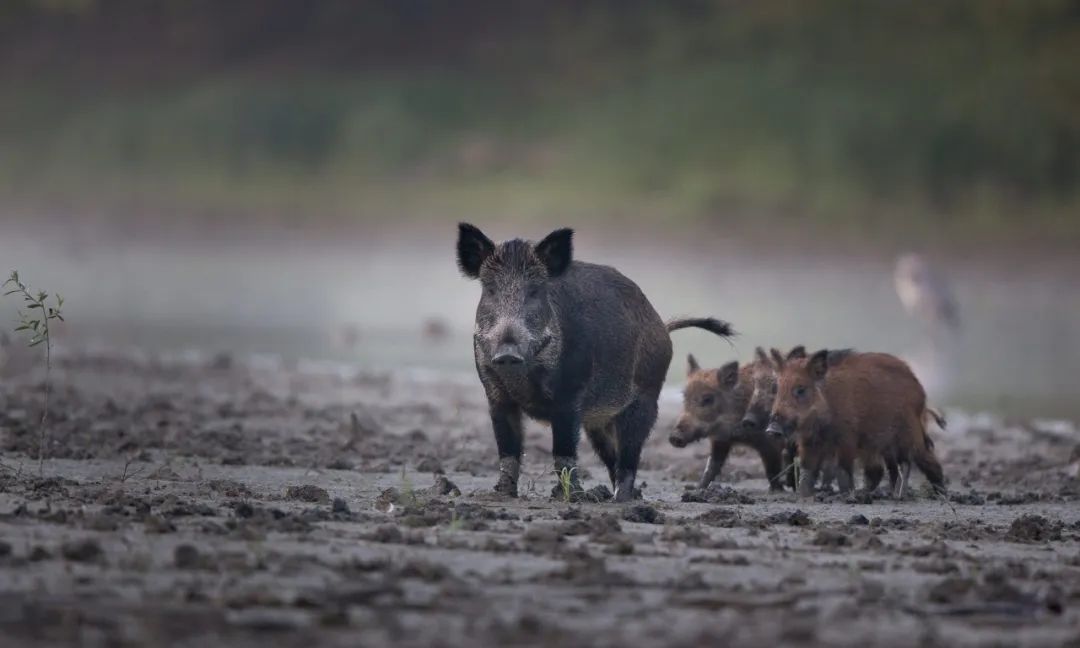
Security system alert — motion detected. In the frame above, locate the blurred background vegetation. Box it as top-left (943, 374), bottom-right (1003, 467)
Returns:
top-left (2, 0), bottom-right (1078, 245)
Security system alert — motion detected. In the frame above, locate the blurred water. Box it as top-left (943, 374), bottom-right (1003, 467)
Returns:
top-left (1, 224), bottom-right (1077, 420)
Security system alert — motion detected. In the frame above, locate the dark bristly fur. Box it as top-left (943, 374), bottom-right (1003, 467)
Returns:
top-left (456, 223), bottom-right (734, 502)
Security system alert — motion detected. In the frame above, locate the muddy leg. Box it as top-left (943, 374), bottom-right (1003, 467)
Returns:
top-left (747, 435), bottom-right (785, 492)
top-left (699, 438), bottom-right (732, 489)
top-left (894, 461), bottom-right (912, 499)
top-left (585, 424), bottom-right (618, 488)
top-left (836, 451), bottom-right (856, 493)
top-left (797, 449), bottom-right (822, 498)
top-left (490, 402), bottom-right (524, 497)
top-left (612, 395), bottom-right (658, 502)
top-left (550, 409), bottom-right (583, 496)
top-left (784, 442), bottom-right (798, 490)
top-left (863, 461), bottom-right (885, 493)
top-left (886, 457), bottom-right (900, 493)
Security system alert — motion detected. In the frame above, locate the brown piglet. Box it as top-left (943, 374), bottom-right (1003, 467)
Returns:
top-left (766, 349), bottom-right (946, 498)
top-left (669, 351), bottom-right (791, 491)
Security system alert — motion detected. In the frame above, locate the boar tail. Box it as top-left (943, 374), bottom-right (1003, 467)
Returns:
top-left (925, 406), bottom-right (947, 432)
top-left (665, 317), bottom-right (735, 339)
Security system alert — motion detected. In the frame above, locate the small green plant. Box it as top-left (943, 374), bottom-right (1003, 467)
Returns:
top-left (447, 509), bottom-right (463, 532)
top-left (3, 270), bottom-right (64, 477)
top-left (557, 466), bottom-right (577, 503)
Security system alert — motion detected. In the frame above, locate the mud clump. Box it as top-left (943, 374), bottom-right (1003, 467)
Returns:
top-left (681, 485), bottom-right (753, 505)
top-left (424, 475), bottom-right (461, 497)
top-left (1006, 514), bottom-right (1063, 543)
top-left (621, 503), bottom-right (664, 524)
top-left (765, 509), bottom-right (812, 527)
top-left (812, 529), bottom-right (851, 547)
top-left (696, 508), bottom-right (743, 528)
top-left (414, 456), bottom-right (445, 474)
top-left (949, 490), bottom-right (986, 506)
top-left (61, 538), bottom-right (104, 563)
top-left (174, 544), bottom-right (203, 569)
top-left (286, 484), bottom-right (330, 504)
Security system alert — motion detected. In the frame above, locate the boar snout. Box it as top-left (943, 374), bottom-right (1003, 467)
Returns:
top-left (668, 433), bottom-right (689, 448)
top-left (741, 413), bottom-right (762, 431)
top-left (492, 344), bottom-right (525, 366)
top-left (765, 419), bottom-right (787, 439)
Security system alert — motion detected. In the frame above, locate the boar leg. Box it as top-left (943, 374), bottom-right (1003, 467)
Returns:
top-left (894, 461), bottom-right (912, 499)
top-left (490, 402), bottom-right (524, 497)
top-left (699, 438), bottom-right (732, 489)
top-left (745, 435), bottom-right (784, 492)
top-left (796, 450), bottom-right (822, 498)
top-left (612, 395), bottom-right (658, 502)
top-left (551, 410), bottom-right (584, 495)
top-left (585, 424), bottom-right (618, 488)
top-left (783, 442), bottom-right (798, 490)
top-left (886, 457), bottom-right (900, 493)
top-left (863, 461), bottom-right (885, 493)
top-left (835, 448), bottom-right (856, 493)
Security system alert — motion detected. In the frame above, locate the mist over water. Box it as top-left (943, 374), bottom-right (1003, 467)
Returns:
top-left (2, 224), bottom-right (1075, 420)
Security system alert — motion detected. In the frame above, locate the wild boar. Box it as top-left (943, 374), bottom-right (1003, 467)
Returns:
top-left (668, 351), bottom-right (790, 491)
top-left (766, 349), bottom-right (946, 498)
top-left (457, 223), bottom-right (734, 501)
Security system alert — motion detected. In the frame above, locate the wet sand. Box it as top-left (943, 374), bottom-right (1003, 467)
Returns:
top-left (1, 348), bottom-right (1079, 647)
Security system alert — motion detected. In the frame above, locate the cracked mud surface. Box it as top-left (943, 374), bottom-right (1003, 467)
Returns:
top-left (2, 349), bottom-right (1080, 646)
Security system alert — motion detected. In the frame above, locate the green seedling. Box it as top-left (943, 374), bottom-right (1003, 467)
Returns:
top-left (557, 466), bottom-right (578, 503)
top-left (3, 271), bottom-right (64, 477)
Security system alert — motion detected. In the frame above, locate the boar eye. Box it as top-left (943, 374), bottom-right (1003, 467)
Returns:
top-left (525, 285), bottom-right (541, 299)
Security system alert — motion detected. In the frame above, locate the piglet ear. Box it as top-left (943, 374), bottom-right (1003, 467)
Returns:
top-left (755, 346), bottom-right (769, 366)
top-left (686, 354), bottom-right (700, 376)
top-left (770, 348), bottom-right (786, 369)
top-left (787, 345), bottom-right (807, 360)
top-left (808, 349), bottom-right (829, 381)
top-left (718, 361), bottom-right (739, 388)
top-left (534, 228), bottom-right (573, 277)
top-left (457, 223), bottom-right (495, 279)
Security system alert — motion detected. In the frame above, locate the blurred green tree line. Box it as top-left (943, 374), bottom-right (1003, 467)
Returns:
top-left (1, 0), bottom-right (1077, 242)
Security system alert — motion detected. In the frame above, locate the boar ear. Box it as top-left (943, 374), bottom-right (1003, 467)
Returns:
top-left (808, 349), bottom-right (829, 381)
top-left (535, 228), bottom-right (573, 277)
top-left (718, 361), bottom-right (739, 388)
top-left (457, 223), bottom-right (495, 279)
top-left (770, 348), bottom-right (785, 369)
top-left (686, 354), bottom-right (700, 376)
top-left (787, 345), bottom-right (807, 360)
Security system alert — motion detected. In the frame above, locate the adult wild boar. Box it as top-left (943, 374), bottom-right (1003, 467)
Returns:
top-left (457, 223), bottom-right (733, 502)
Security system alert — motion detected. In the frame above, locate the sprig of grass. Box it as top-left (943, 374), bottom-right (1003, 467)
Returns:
top-left (557, 466), bottom-right (577, 503)
top-left (3, 270), bottom-right (64, 477)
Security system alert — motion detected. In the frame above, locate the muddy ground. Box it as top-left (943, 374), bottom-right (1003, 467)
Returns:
top-left (2, 348), bottom-right (1080, 647)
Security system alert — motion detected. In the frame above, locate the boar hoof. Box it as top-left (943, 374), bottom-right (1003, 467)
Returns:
top-left (494, 457), bottom-right (520, 498)
top-left (613, 475), bottom-right (636, 502)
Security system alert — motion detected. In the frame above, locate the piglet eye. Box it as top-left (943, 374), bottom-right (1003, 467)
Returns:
top-left (770, 383), bottom-right (778, 395)
top-left (793, 385), bottom-right (807, 399)
top-left (526, 286), bottom-right (540, 299)
top-left (700, 395), bottom-right (715, 407)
